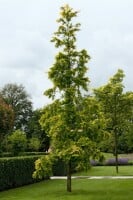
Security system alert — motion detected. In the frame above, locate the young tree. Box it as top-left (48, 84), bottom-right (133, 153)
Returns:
top-left (94, 69), bottom-right (133, 173)
top-left (0, 83), bottom-right (33, 131)
top-left (34, 5), bottom-right (102, 192)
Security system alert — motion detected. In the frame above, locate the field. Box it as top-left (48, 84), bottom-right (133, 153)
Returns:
top-left (0, 166), bottom-right (133, 200)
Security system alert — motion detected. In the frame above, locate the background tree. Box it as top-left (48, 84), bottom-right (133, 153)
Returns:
top-left (80, 96), bottom-right (106, 144)
top-left (0, 97), bottom-right (14, 151)
top-left (117, 91), bottom-right (133, 153)
top-left (34, 5), bottom-right (102, 192)
top-left (26, 109), bottom-right (50, 152)
top-left (0, 83), bottom-right (33, 131)
top-left (125, 116), bottom-right (133, 152)
top-left (94, 69), bottom-right (133, 173)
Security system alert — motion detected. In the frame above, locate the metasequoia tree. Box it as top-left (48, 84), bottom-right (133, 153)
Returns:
top-left (34, 5), bottom-right (102, 192)
top-left (94, 69), bottom-right (133, 173)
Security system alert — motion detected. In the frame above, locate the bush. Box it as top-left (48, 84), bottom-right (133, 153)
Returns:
top-left (7, 130), bottom-right (27, 156)
top-left (33, 155), bottom-right (52, 179)
top-left (105, 158), bottom-right (129, 166)
top-left (90, 160), bottom-right (102, 166)
top-left (90, 157), bottom-right (131, 166)
top-left (28, 137), bottom-right (41, 152)
top-left (0, 156), bottom-right (48, 191)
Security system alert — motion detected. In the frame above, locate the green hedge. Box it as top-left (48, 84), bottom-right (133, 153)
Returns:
top-left (0, 155), bottom-right (77, 191)
top-left (52, 159), bottom-right (77, 176)
top-left (52, 159), bottom-right (67, 176)
top-left (19, 152), bottom-right (47, 156)
top-left (0, 156), bottom-right (48, 191)
top-left (0, 152), bottom-right (47, 157)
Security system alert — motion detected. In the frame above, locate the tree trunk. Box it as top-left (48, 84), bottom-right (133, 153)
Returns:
top-left (114, 131), bottom-right (119, 173)
top-left (67, 161), bottom-right (72, 192)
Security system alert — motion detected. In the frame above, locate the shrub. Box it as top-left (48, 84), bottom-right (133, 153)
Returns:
top-left (105, 158), bottom-right (129, 166)
top-left (90, 157), bottom-right (131, 166)
top-left (33, 155), bottom-right (52, 179)
top-left (90, 160), bottom-right (100, 166)
top-left (28, 137), bottom-right (41, 152)
top-left (7, 130), bottom-right (27, 156)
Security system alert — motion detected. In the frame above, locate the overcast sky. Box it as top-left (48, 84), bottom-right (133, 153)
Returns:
top-left (0, 0), bottom-right (133, 109)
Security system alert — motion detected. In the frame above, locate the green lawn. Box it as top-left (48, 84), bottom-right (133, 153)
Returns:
top-left (103, 152), bottom-right (133, 160)
top-left (0, 166), bottom-right (133, 200)
top-left (74, 166), bottom-right (133, 176)
top-left (0, 179), bottom-right (133, 200)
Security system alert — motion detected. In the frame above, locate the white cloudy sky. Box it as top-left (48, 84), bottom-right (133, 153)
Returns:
top-left (0, 0), bottom-right (133, 109)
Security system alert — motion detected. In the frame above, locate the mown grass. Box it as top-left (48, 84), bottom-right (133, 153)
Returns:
top-left (103, 152), bottom-right (133, 160)
top-left (1, 165), bottom-right (133, 199)
top-left (0, 179), bottom-right (133, 200)
top-left (74, 166), bottom-right (133, 176)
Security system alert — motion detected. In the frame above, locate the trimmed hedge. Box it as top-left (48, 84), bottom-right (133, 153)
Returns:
top-left (0, 152), bottom-right (47, 157)
top-left (0, 155), bottom-right (78, 191)
top-left (0, 156), bottom-right (47, 191)
top-left (52, 159), bottom-right (67, 176)
top-left (52, 159), bottom-right (78, 176)
top-left (19, 152), bottom-right (47, 156)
